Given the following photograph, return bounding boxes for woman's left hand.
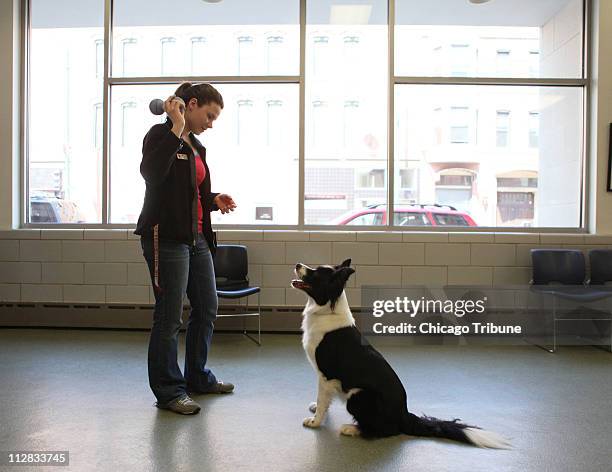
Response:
[214,194,237,214]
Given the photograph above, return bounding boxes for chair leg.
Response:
[243,297,247,336]
[591,319,612,353]
[242,293,261,346]
[526,292,556,353]
[257,292,261,345]
[551,298,557,353]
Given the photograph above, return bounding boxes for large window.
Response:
[395,85,582,228]
[26,0,587,229]
[28,0,104,223]
[394,0,585,229]
[305,0,388,225]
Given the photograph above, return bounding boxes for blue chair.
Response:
[214,245,261,345]
[529,249,612,352]
[587,249,612,351]
[588,249,612,285]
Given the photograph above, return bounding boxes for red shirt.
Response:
[194,150,206,233]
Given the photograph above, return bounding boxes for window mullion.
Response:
[387,0,395,229]
[298,0,306,228]
[102,0,112,224]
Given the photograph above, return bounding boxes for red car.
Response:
[331,204,477,227]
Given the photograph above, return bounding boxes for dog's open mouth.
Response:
[291,279,310,290]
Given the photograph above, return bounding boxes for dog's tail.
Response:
[401,412,511,449]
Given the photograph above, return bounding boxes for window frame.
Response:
[20,0,591,232]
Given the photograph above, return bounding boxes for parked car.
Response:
[30,195,86,223]
[331,204,477,227]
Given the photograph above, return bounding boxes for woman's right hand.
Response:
[164,95,186,137]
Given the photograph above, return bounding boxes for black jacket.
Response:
[134,119,219,254]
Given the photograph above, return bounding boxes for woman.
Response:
[135,82,236,415]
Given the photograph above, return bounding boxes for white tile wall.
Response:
[0,262,41,283]
[333,242,378,265]
[345,288,362,306]
[42,263,83,284]
[218,231,263,241]
[104,241,142,263]
[41,230,83,240]
[63,285,106,303]
[355,266,402,287]
[286,287,308,306]
[19,241,62,262]
[379,243,425,266]
[62,241,105,262]
[84,263,128,285]
[493,267,531,285]
[448,266,493,286]
[356,232,402,242]
[20,284,63,303]
[84,230,127,240]
[402,266,447,286]
[494,233,540,244]
[403,232,448,243]
[0,230,611,308]
[0,283,20,302]
[285,242,332,266]
[540,234,585,244]
[264,231,309,241]
[260,288,285,306]
[584,235,612,244]
[245,242,286,264]
[309,232,356,242]
[0,230,40,239]
[262,265,295,288]
[0,241,19,261]
[128,263,150,285]
[106,285,149,304]
[448,233,494,243]
[470,244,516,266]
[425,243,470,266]
[247,265,263,286]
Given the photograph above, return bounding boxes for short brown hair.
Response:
[174,82,224,109]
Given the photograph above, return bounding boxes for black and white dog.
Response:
[292,259,510,448]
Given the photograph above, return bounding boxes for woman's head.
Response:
[174,82,224,135]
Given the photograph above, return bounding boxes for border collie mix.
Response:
[292,259,510,448]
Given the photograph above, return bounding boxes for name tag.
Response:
[176,153,189,160]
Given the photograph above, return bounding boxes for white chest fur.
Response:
[300,293,355,372]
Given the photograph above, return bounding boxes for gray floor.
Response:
[0,330,610,472]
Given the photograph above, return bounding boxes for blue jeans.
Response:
[141,233,218,406]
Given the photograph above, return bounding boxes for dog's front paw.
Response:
[308,402,317,413]
[303,416,321,428]
[340,424,361,437]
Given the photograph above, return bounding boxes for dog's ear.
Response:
[340,258,352,268]
[334,266,355,284]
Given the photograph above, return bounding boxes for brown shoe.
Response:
[157,395,201,415]
[190,381,234,395]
